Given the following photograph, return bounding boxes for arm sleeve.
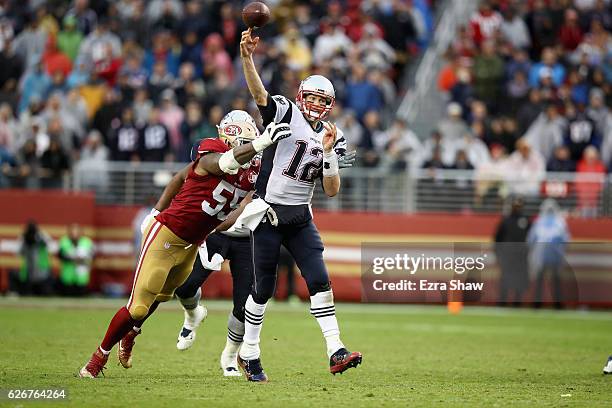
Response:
[258,94,291,126]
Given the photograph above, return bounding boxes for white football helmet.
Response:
[296,75,335,121]
[217,110,261,168]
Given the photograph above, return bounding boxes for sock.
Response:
[133,301,160,330]
[100,307,136,351]
[310,290,344,358]
[225,312,245,352]
[98,347,110,355]
[239,295,267,360]
[178,288,201,311]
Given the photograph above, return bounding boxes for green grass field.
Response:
[0,297,610,407]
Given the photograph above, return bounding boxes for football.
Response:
[242,1,271,28]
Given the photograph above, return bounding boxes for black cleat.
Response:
[330,348,362,375]
[237,356,269,382]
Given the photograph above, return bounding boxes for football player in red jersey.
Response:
[78,118,291,378]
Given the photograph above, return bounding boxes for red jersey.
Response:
[156,138,260,245]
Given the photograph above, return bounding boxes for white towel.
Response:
[225,198,271,235]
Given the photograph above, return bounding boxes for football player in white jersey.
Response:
[237,28,361,382]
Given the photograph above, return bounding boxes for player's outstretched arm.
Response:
[322,123,341,197]
[154,163,192,211]
[199,123,292,176]
[140,163,192,233]
[240,28,268,106]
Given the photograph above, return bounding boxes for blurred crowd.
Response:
[418,0,611,183]
[0,0,434,189]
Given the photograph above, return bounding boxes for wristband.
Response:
[218,149,240,174]
[322,150,339,177]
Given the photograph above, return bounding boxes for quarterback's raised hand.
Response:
[252,122,292,152]
[240,28,259,58]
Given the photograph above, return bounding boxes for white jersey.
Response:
[256,95,347,206]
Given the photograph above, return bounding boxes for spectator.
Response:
[344,65,383,120]
[525,0,557,55]
[500,7,531,50]
[119,0,149,47]
[360,110,383,167]
[437,52,460,92]
[93,43,122,87]
[356,23,396,71]
[529,47,566,88]
[58,223,94,296]
[313,23,351,66]
[179,100,207,152]
[469,1,502,47]
[76,129,109,192]
[142,30,179,77]
[558,9,583,51]
[108,106,140,162]
[450,149,474,170]
[146,0,183,31]
[547,145,576,172]
[57,15,83,62]
[12,12,47,72]
[586,87,610,137]
[178,31,203,78]
[140,107,171,162]
[494,196,530,306]
[517,88,544,134]
[158,89,184,158]
[450,67,475,114]
[174,62,205,107]
[524,103,567,161]
[275,23,312,75]
[132,88,153,128]
[528,199,570,308]
[147,60,174,103]
[0,144,15,188]
[15,221,53,296]
[505,138,545,196]
[575,145,606,216]
[0,103,18,154]
[565,104,600,161]
[0,38,24,94]
[473,40,505,110]
[15,139,42,189]
[66,0,98,36]
[375,118,423,170]
[77,17,122,69]
[422,147,448,170]
[40,137,70,189]
[203,32,234,81]
[18,63,51,113]
[438,102,470,142]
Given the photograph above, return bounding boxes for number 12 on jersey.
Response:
[283,140,323,184]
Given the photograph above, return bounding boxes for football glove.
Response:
[338,150,356,169]
[252,122,292,152]
[140,208,160,234]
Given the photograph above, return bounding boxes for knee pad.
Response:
[129,304,149,321]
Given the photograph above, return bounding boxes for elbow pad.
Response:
[218,150,240,174]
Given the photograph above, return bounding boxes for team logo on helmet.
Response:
[223,124,242,136]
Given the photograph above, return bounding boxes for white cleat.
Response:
[603,356,612,374]
[220,348,242,377]
[176,305,207,351]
